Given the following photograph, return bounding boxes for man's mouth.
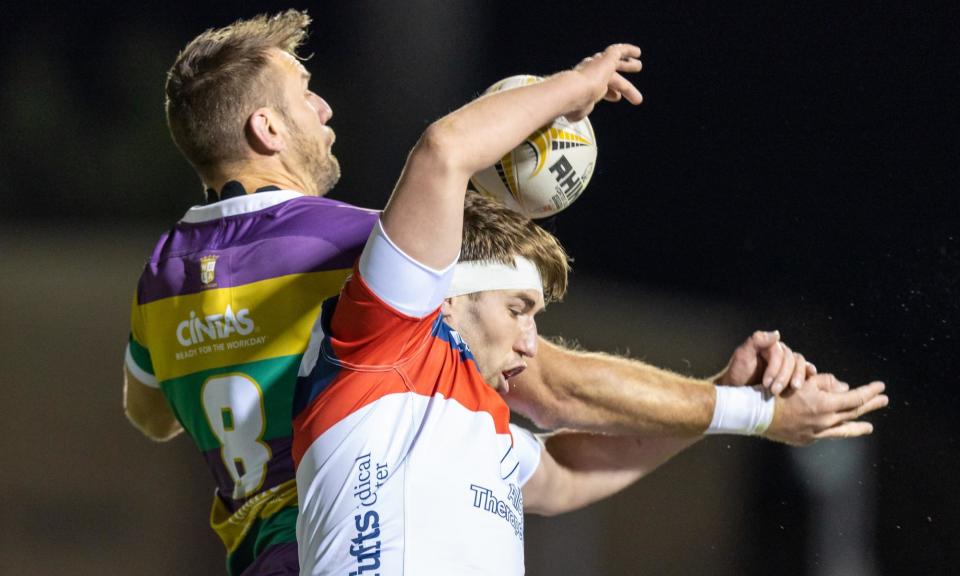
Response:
[498,365,526,394]
[502,366,526,380]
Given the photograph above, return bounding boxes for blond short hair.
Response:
[165,10,311,169]
[462,192,571,303]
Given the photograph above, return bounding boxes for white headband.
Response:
[446,257,544,298]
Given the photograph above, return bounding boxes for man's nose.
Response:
[516,319,538,357]
[310,93,333,124]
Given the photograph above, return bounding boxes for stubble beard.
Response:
[291,124,341,197]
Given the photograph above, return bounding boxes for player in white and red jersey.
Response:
[290,47,669,574]
[292,191,699,575]
[291,45,889,575]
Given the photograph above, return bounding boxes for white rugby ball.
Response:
[469,75,597,219]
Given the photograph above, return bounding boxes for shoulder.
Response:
[136,195,378,302]
[260,196,380,256]
[280,196,380,229]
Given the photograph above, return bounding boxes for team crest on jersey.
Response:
[200,255,219,285]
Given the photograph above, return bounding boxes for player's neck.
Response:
[203,171,307,197]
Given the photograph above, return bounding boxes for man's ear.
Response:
[440,297,455,319]
[247,107,286,154]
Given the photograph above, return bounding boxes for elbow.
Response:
[124,403,180,442]
[524,402,567,432]
[413,119,470,175]
[123,369,182,442]
[527,388,588,431]
[507,391,567,431]
[526,506,559,518]
[526,481,587,518]
[526,501,571,518]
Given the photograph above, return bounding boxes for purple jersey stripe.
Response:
[137,197,378,305]
[202,436,297,513]
[230,542,298,576]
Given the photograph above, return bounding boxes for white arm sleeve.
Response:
[358,218,457,318]
[124,343,158,388]
[510,424,544,487]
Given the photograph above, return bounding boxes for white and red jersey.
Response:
[292,220,542,575]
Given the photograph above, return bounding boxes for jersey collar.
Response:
[180,189,305,223]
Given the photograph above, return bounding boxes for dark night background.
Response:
[1,1,956,574]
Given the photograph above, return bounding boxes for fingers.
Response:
[814,374,849,393]
[771,343,797,395]
[814,420,875,440]
[613,54,643,74]
[602,45,642,104]
[762,341,785,391]
[580,44,642,74]
[603,43,642,62]
[576,44,643,108]
[606,73,643,104]
[752,330,814,394]
[828,381,887,413]
[752,330,780,390]
[789,352,807,390]
[772,377,888,446]
[753,329,781,347]
[834,390,889,422]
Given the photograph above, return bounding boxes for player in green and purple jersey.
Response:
[122,11,373,575]
[126,185,376,574]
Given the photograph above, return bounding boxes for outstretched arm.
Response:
[523,431,697,516]
[379,44,643,268]
[506,337,715,435]
[507,331,819,438]
[522,373,888,516]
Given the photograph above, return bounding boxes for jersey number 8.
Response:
[201,373,272,499]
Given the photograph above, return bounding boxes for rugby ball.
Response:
[469,75,597,219]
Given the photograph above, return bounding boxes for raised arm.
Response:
[522,373,888,516]
[379,44,643,269]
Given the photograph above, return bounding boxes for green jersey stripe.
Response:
[161,354,301,451]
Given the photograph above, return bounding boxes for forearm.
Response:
[382,45,640,268]
[123,368,183,441]
[530,432,698,516]
[381,72,597,268]
[416,43,642,178]
[428,71,593,174]
[124,398,183,441]
[506,337,716,436]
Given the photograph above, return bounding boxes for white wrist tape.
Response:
[706,386,775,436]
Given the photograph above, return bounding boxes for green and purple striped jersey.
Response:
[125,189,378,574]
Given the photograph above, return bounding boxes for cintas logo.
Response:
[176,305,255,347]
